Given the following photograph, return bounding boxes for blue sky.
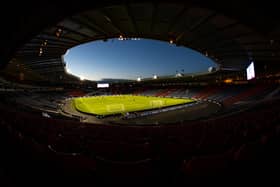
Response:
[63,38,217,81]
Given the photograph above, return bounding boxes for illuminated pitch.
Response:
[73,95,195,116]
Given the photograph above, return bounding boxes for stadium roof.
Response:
[1,0,280,80]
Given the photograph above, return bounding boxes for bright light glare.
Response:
[80,76,85,81]
[97,83,109,88]
[66,68,71,73]
[246,62,255,80]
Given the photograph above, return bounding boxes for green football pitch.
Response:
[73,95,195,116]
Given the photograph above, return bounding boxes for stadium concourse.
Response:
[1,0,280,186]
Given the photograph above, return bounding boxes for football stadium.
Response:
[73,95,195,116]
[1,1,280,186]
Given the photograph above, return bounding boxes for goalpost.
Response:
[150,100,164,108]
[106,104,125,113]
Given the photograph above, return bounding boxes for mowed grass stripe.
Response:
[73,95,195,116]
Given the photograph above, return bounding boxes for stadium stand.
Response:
[0,87,280,185]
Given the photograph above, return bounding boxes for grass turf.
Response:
[73,95,195,116]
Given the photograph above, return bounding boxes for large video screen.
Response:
[246,62,255,80]
[97,83,109,88]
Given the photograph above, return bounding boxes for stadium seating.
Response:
[0,84,280,185]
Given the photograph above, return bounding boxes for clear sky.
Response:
[63,38,217,81]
